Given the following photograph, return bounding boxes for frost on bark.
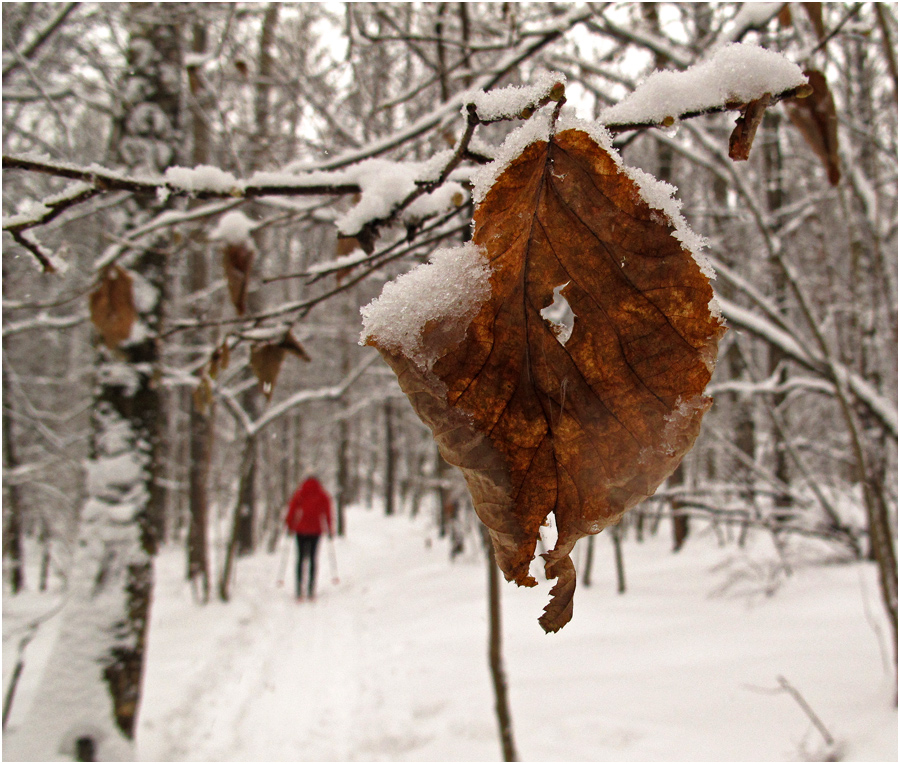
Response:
[5,8,179,760]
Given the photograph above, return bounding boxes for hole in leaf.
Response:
[540,283,575,345]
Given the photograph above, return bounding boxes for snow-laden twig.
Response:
[217,353,378,439]
[2,311,86,338]
[718,298,897,439]
[601,45,810,133]
[2,2,79,80]
[288,5,593,174]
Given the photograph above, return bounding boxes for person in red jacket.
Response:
[285,476,334,600]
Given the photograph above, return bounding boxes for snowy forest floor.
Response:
[4,506,897,762]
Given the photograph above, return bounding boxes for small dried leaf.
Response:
[802,2,826,41]
[786,69,840,185]
[250,344,286,400]
[209,341,230,380]
[222,242,254,316]
[89,265,136,349]
[335,236,361,284]
[729,93,772,161]
[336,236,359,257]
[778,3,793,28]
[278,330,311,362]
[249,331,310,399]
[193,375,213,415]
[547,81,566,102]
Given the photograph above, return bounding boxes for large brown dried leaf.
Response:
[89,265,136,349]
[786,69,840,186]
[370,128,724,632]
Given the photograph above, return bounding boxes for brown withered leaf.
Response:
[249,331,310,399]
[278,329,311,361]
[802,3,826,41]
[193,374,213,415]
[368,129,724,632]
[250,344,285,400]
[89,265,136,349]
[208,341,230,380]
[728,93,772,161]
[786,69,840,186]
[222,242,254,315]
[778,3,793,28]
[335,235,360,284]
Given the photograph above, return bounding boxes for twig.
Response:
[2,3,79,80]
[776,676,836,749]
[810,2,864,55]
[2,155,362,204]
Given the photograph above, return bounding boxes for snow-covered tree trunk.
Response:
[5,8,181,759]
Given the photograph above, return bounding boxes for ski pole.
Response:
[276,531,291,587]
[326,534,340,585]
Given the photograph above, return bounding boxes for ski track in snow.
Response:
[138,515,497,761]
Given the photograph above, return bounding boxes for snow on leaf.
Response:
[364,126,724,632]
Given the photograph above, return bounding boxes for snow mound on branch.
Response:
[600,43,807,126]
[467,71,565,122]
[165,165,240,193]
[359,243,491,372]
[335,158,467,237]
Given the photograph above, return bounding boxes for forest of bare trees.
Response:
[2,3,896,761]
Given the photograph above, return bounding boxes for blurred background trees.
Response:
[3,1,896,754]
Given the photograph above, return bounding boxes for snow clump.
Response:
[360,243,491,373]
[209,210,256,245]
[468,71,565,122]
[600,43,807,126]
[165,165,240,194]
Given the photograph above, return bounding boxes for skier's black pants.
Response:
[294,533,321,597]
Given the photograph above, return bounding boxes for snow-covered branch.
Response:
[718,298,897,438]
[2,311,86,337]
[600,44,811,133]
[217,354,377,439]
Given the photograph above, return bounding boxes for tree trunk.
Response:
[2,367,25,593]
[219,436,257,601]
[384,400,396,515]
[336,416,349,535]
[762,110,793,524]
[669,462,690,552]
[185,19,213,602]
[611,524,626,594]
[582,534,595,588]
[483,526,518,762]
[5,10,181,758]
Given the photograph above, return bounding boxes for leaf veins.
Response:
[369,128,724,632]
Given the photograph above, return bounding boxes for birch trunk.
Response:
[4,8,180,759]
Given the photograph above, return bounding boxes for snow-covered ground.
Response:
[4,506,896,761]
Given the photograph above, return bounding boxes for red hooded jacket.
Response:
[285,477,333,536]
